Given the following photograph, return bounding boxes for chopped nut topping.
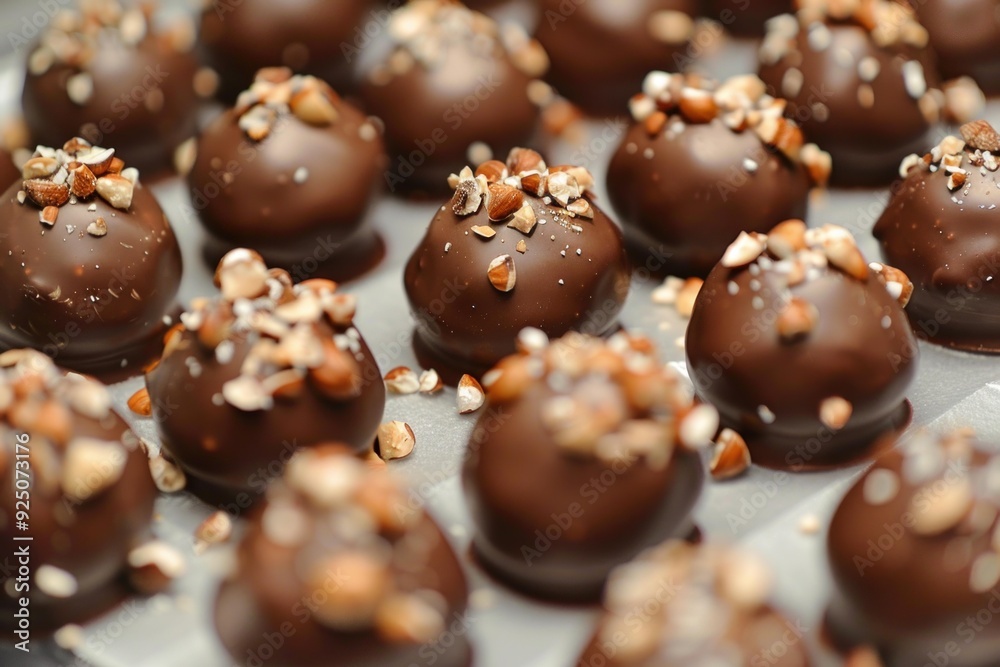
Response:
[710,429,752,479]
[486,183,524,221]
[457,374,485,414]
[377,420,416,460]
[127,387,152,416]
[487,254,516,292]
[87,217,108,237]
[869,262,913,307]
[418,369,443,394]
[128,541,186,594]
[384,367,421,395]
[777,297,819,341]
[471,225,497,239]
[819,396,853,430]
[194,511,233,551]
[721,231,767,268]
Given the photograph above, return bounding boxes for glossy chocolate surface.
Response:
[462,332,710,602]
[404,151,631,381]
[0,158,182,379]
[827,430,1000,666]
[758,15,939,186]
[910,0,1000,94]
[607,73,827,278]
[577,541,810,666]
[200,0,377,102]
[0,351,157,637]
[189,71,386,283]
[215,447,471,667]
[686,225,918,469]
[875,131,1000,353]
[22,3,200,174]
[535,0,698,117]
[0,150,17,190]
[360,1,544,195]
[146,252,385,501]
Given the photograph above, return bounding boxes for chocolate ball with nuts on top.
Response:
[0,350,163,637]
[826,429,1000,666]
[577,541,810,666]
[403,147,631,384]
[534,0,698,117]
[607,72,830,278]
[463,330,710,602]
[0,138,182,380]
[360,0,548,195]
[875,124,1000,354]
[906,0,1000,95]
[188,68,387,283]
[757,0,982,186]
[22,0,201,174]
[215,446,471,667]
[686,222,918,469]
[145,249,385,503]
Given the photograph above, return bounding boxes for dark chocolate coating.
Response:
[216,503,470,667]
[404,197,631,381]
[874,157,1000,353]
[463,382,703,602]
[189,102,385,283]
[534,0,697,117]
[0,408,156,637]
[0,150,17,191]
[361,52,539,195]
[686,262,917,469]
[607,118,811,278]
[22,37,199,175]
[910,0,1000,94]
[758,24,937,186]
[702,0,793,36]
[145,324,385,500]
[0,182,183,379]
[826,441,1000,666]
[199,0,377,102]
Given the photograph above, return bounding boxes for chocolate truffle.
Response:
[535,0,697,117]
[578,541,809,666]
[145,250,385,501]
[875,123,1000,353]
[404,148,632,382]
[463,330,713,602]
[216,446,471,667]
[827,429,1000,665]
[702,0,793,36]
[199,0,376,102]
[22,0,201,174]
[686,222,918,469]
[189,69,386,283]
[0,349,162,636]
[607,72,831,278]
[0,150,17,191]
[360,0,548,195]
[908,0,1000,94]
[0,139,183,379]
[757,0,979,186]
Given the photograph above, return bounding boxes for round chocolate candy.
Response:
[535,0,697,117]
[189,69,386,283]
[360,0,548,195]
[908,0,1000,94]
[199,0,377,102]
[145,250,385,502]
[463,330,712,602]
[686,222,918,469]
[0,139,183,380]
[216,446,471,667]
[827,429,1000,666]
[404,148,631,382]
[0,350,164,636]
[22,0,201,173]
[607,72,830,278]
[577,541,809,666]
[875,123,1000,353]
[757,0,980,186]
